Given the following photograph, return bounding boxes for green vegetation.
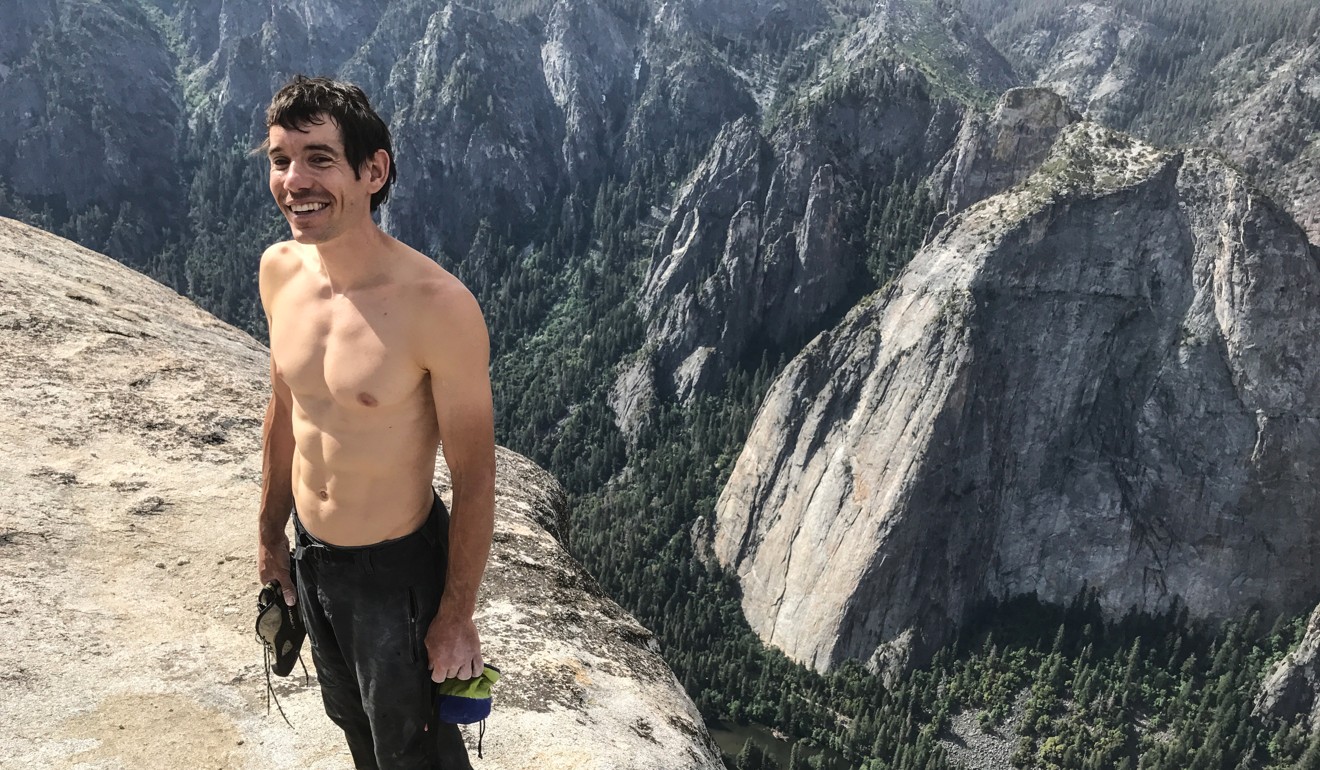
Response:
[562,357,1317,770]
[862,174,939,286]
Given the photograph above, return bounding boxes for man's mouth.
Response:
[289,202,328,214]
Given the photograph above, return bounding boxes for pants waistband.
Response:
[292,491,446,573]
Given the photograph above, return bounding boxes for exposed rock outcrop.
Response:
[975,1,1320,245]
[540,0,640,184]
[0,217,722,769]
[178,0,389,136]
[1198,39,1320,244]
[1257,606,1320,731]
[829,0,1017,105]
[633,62,961,411]
[933,87,1081,214]
[714,122,1320,673]
[638,116,771,401]
[382,3,566,257]
[621,35,759,169]
[998,1,1160,128]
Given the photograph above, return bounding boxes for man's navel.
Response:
[358,392,378,407]
[318,489,329,501]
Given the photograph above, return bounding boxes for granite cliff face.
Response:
[932,87,1081,214]
[380,3,567,256]
[838,0,1017,103]
[632,62,962,408]
[969,0,1320,246]
[610,0,1022,421]
[0,0,183,264]
[177,0,388,137]
[1198,39,1320,244]
[1258,606,1320,732]
[539,0,640,184]
[713,116,1320,673]
[0,217,722,769]
[993,1,1157,128]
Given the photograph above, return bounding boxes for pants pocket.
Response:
[407,587,420,664]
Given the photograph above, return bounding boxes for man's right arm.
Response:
[257,245,298,605]
[257,370,297,604]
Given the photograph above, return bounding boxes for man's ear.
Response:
[364,149,390,194]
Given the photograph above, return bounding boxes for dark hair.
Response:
[262,75,397,212]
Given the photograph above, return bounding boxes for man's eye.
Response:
[312,156,332,165]
[270,158,289,168]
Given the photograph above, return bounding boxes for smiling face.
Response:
[266,116,389,245]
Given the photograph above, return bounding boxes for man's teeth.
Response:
[290,202,327,213]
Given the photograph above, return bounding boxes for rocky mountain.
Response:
[836,0,1016,105]
[713,89,1320,673]
[0,0,184,267]
[632,61,961,408]
[979,1,1157,128]
[1258,606,1320,732]
[963,0,1320,245]
[615,0,1021,418]
[1198,39,1320,243]
[930,86,1080,215]
[0,216,722,769]
[378,2,568,256]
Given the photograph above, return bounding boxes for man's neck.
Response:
[307,225,395,294]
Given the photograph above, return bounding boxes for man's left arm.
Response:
[421,281,496,683]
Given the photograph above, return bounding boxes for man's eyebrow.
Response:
[266,143,341,157]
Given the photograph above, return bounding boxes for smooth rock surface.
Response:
[714,122,1320,673]
[0,217,722,769]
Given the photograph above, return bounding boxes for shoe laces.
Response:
[259,632,308,727]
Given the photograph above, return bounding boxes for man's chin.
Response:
[287,226,327,245]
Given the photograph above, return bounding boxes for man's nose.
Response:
[283,160,312,191]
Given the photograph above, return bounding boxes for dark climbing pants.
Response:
[293,494,473,770]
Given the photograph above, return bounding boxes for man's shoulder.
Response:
[401,249,482,325]
[259,241,303,298]
[398,249,488,368]
[261,240,303,272]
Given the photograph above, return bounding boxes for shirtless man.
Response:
[254,75,495,769]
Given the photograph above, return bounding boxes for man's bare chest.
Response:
[271,296,423,411]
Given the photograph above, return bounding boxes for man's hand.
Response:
[258,535,296,606]
[425,610,483,682]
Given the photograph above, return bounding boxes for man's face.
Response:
[266,117,384,245]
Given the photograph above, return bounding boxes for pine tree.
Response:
[1297,730,1320,770]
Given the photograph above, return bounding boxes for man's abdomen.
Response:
[290,405,441,546]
